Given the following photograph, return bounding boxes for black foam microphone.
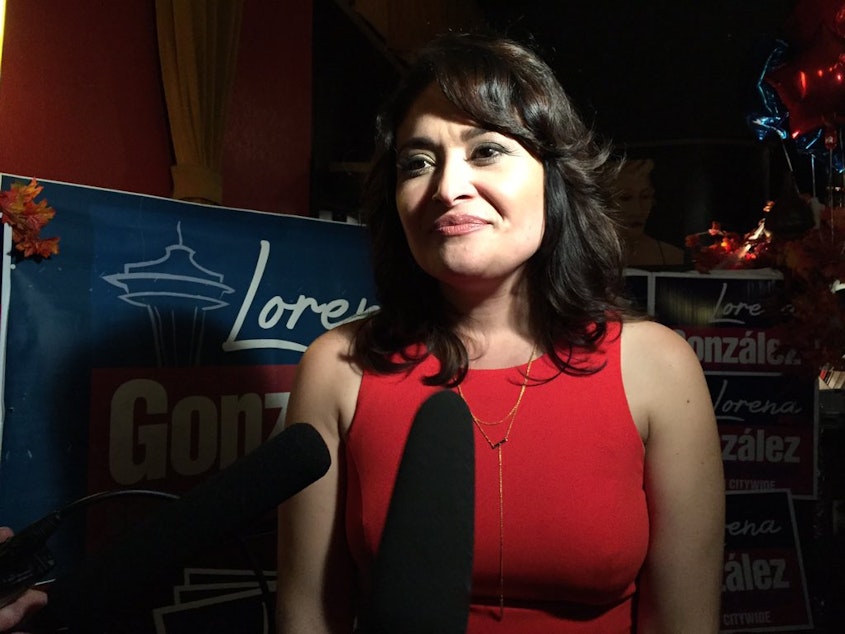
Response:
[362,390,475,634]
[46,422,330,631]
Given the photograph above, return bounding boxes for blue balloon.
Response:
[795,128,845,174]
[748,40,845,174]
[748,40,791,142]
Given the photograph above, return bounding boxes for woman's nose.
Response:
[432,158,474,205]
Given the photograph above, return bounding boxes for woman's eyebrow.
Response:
[396,127,494,154]
[395,136,437,155]
[461,126,489,141]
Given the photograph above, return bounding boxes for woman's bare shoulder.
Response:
[290,319,366,435]
[302,319,362,365]
[620,318,705,414]
[620,317,714,443]
[621,318,700,371]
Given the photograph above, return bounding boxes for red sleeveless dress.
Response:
[345,323,648,632]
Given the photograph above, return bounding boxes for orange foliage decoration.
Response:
[0,179,60,258]
[768,205,845,372]
[685,221,758,271]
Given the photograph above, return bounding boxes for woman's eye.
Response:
[397,154,434,177]
[471,143,505,163]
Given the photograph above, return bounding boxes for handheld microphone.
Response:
[362,390,475,634]
[0,513,59,609]
[45,422,330,631]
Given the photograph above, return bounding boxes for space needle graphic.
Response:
[102,222,235,366]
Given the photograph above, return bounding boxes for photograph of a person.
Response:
[614,158,686,267]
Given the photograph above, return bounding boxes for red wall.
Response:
[224,1,312,214]
[0,0,312,215]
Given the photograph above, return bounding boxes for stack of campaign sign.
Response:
[625,268,816,633]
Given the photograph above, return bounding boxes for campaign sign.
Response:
[653,271,786,329]
[0,175,377,574]
[653,272,800,374]
[652,272,818,499]
[720,491,813,632]
[710,374,817,499]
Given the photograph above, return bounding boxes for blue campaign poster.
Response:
[0,175,377,581]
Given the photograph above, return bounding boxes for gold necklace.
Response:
[455,347,536,620]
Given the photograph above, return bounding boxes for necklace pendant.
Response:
[491,438,507,449]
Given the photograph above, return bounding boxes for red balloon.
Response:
[765,24,845,137]
[836,3,845,37]
[785,0,845,46]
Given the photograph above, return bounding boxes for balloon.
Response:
[748,40,791,141]
[784,0,845,46]
[765,24,845,138]
[795,127,845,172]
[836,1,845,37]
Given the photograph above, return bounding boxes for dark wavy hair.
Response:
[353,32,636,385]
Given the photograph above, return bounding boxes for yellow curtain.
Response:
[156,0,243,204]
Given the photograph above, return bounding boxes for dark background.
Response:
[312,0,818,246]
[478,0,796,144]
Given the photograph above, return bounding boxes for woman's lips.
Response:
[433,215,489,236]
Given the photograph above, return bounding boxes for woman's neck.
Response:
[440,275,536,369]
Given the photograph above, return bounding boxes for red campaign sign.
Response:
[720,491,813,632]
[720,421,816,497]
[707,373,817,499]
[673,325,801,373]
[88,365,298,496]
[722,547,810,630]
[84,364,298,550]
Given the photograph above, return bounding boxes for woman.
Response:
[277,33,724,633]
[613,158,685,267]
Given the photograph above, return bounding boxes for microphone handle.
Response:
[363,390,475,634]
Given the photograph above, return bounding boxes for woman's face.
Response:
[393,84,545,293]
[615,169,655,243]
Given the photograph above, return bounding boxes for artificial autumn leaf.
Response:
[15,235,60,258]
[685,222,747,272]
[0,178,60,259]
